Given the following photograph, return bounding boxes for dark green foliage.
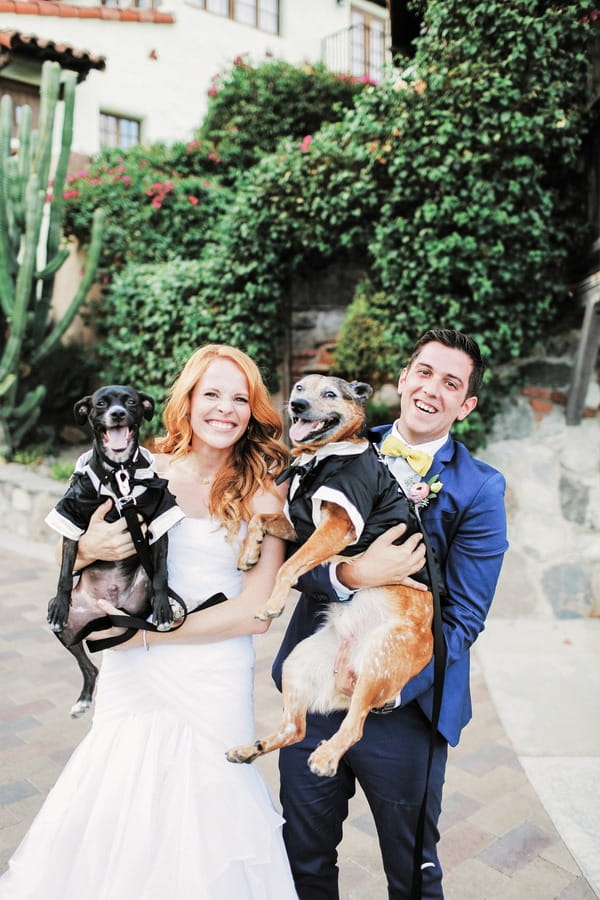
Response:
[62,144,231,274]
[65,12,593,449]
[197,57,369,180]
[92,258,218,405]
[190,2,592,448]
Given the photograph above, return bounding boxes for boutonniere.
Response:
[406,473,443,508]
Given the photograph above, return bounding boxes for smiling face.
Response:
[397,342,478,444]
[287,374,370,449]
[189,358,252,453]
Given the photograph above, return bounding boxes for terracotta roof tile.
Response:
[0,28,106,71]
[0,1,175,23]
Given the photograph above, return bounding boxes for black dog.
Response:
[46,385,185,716]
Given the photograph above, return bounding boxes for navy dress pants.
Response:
[278,702,448,900]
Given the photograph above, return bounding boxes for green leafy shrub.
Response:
[333,282,400,385]
[62,144,231,273]
[189,1,592,447]
[92,258,219,407]
[68,7,593,451]
[197,56,369,180]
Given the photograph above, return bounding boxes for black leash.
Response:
[69,465,195,651]
[410,526,447,899]
[83,592,228,653]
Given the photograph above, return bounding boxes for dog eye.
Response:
[323,390,337,399]
[126,398,137,406]
[294,383,303,392]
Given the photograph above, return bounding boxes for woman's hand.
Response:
[336,523,428,592]
[96,597,144,649]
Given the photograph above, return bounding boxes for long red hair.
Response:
[154,344,288,535]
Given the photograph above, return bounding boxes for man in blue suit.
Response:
[273,328,508,899]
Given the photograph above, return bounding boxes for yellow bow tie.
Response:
[380,435,433,477]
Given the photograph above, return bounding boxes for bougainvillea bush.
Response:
[70,4,593,449]
[181,1,593,447]
[197,56,372,179]
[62,143,231,274]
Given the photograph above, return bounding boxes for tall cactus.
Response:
[0,60,105,457]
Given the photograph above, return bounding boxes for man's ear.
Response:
[457,395,478,421]
[397,368,408,395]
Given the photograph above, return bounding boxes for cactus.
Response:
[0,60,104,458]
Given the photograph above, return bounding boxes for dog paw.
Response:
[226,741,263,764]
[169,601,185,621]
[237,552,260,572]
[47,599,68,632]
[70,699,91,718]
[308,745,340,778]
[254,605,285,622]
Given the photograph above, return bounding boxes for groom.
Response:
[273,328,508,899]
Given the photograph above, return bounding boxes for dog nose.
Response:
[290,398,309,416]
[109,407,127,423]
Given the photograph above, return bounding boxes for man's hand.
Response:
[336,523,427,592]
[75,500,139,569]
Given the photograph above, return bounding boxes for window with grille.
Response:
[193,0,279,34]
[99,112,141,149]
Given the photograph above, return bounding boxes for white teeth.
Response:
[208,421,235,431]
[415,401,436,414]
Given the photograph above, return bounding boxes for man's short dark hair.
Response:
[408,329,485,398]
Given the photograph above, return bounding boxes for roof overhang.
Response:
[0,28,106,83]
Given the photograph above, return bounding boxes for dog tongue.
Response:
[289,419,318,443]
[105,427,129,451]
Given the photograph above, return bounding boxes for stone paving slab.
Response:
[0,540,596,899]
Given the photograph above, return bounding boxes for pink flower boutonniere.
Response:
[407,473,443,509]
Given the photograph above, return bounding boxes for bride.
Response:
[0,344,298,900]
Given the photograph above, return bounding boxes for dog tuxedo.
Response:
[281,441,428,581]
[45,446,183,545]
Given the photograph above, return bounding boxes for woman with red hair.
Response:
[0,345,298,900]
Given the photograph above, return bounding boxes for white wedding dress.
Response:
[0,518,297,900]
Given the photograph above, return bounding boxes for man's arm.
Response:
[296,523,428,600]
[399,469,508,706]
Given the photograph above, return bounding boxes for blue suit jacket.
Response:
[272,426,508,747]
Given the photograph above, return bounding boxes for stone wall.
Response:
[481,398,600,620]
[0,462,65,545]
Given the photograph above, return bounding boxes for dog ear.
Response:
[349,381,373,404]
[138,392,156,421]
[73,396,93,425]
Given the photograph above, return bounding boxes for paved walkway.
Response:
[0,532,598,899]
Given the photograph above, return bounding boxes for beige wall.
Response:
[1,0,388,157]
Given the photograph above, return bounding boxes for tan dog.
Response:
[227,374,433,777]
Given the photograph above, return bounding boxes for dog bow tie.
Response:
[276,457,317,487]
[379,435,433,476]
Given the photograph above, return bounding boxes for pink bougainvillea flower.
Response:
[188,195,199,205]
[300,135,312,152]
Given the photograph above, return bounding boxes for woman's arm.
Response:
[99,484,286,647]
